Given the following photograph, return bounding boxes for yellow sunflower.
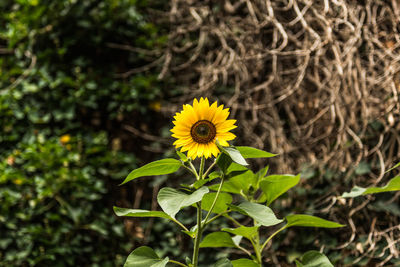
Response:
[171,97,237,159]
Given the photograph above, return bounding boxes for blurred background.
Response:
[1,0,399,266]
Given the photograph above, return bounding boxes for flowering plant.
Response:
[115,98,344,267]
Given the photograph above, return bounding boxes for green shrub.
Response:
[0,132,135,266]
[0,0,171,266]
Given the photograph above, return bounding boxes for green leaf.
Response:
[232,259,259,267]
[295,251,333,267]
[157,186,209,218]
[217,144,248,166]
[210,170,253,194]
[235,146,277,159]
[208,171,223,180]
[122,159,182,185]
[232,236,242,247]
[200,232,236,248]
[230,201,283,227]
[386,162,400,173]
[216,153,233,173]
[259,174,300,205]
[176,150,188,162]
[226,163,249,175]
[342,176,400,198]
[216,153,249,175]
[201,192,233,214]
[214,258,233,267]
[124,246,169,267]
[253,166,269,186]
[286,214,345,228]
[113,207,172,220]
[222,226,259,241]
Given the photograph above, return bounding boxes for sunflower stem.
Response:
[192,157,206,267]
[198,157,205,180]
[252,220,263,266]
[192,202,202,267]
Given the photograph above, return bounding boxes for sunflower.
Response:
[171,97,237,159]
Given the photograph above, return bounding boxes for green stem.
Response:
[192,156,206,267]
[203,160,217,178]
[260,225,288,252]
[203,174,225,224]
[188,161,199,180]
[250,238,262,266]
[235,244,252,256]
[171,218,189,232]
[223,214,242,227]
[182,165,198,178]
[204,210,229,225]
[250,219,263,266]
[198,157,205,179]
[192,202,203,267]
[169,260,188,267]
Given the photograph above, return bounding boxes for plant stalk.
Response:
[192,156,206,267]
[192,202,203,267]
[251,219,263,266]
[198,157,205,179]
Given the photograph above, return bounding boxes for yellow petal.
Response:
[204,143,211,158]
[210,143,220,157]
[212,106,230,125]
[181,142,195,152]
[207,101,218,122]
[197,144,205,158]
[217,139,229,146]
[217,132,236,141]
[216,119,237,133]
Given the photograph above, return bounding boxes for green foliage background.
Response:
[0,0,172,266]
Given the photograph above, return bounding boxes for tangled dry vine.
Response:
[119,0,400,265]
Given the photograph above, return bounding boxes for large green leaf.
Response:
[260,174,300,205]
[157,186,209,218]
[235,146,277,159]
[113,207,172,220]
[216,153,249,175]
[231,259,259,267]
[200,232,236,248]
[214,258,233,267]
[342,176,400,198]
[295,251,333,267]
[226,163,249,174]
[122,159,182,185]
[230,201,283,227]
[286,214,345,228]
[124,246,169,267]
[210,170,254,194]
[222,226,259,241]
[217,144,248,166]
[216,153,233,173]
[201,192,233,214]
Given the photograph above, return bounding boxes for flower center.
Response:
[190,120,216,144]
